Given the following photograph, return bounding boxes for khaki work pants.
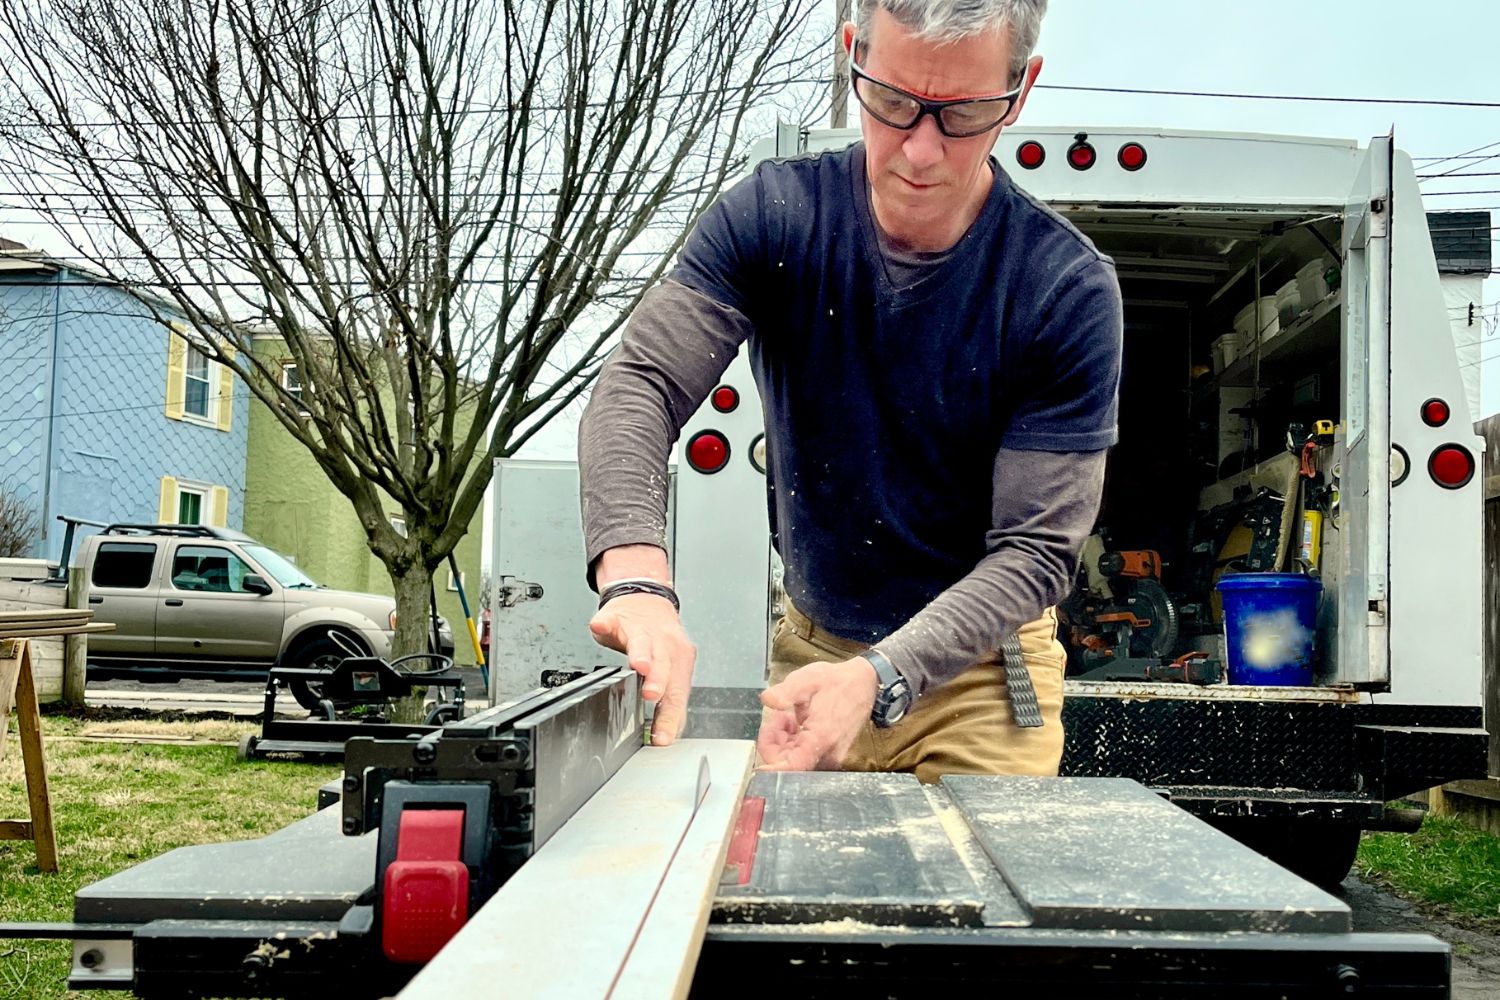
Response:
[767,600,1067,783]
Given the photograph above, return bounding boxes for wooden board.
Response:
[0,622,113,640]
[400,740,754,1000]
[0,581,68,611]
[610,748,755,1000]
[0,610,92,625]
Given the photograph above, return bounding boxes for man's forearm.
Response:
[595,544,672,587]
[578,279,754,589]
[876,449,1107,695]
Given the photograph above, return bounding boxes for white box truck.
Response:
[490,125,1490,887]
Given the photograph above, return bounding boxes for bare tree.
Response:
[0,480,40,558]
[0,0,824,657]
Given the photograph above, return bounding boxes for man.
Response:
[579,0,1121,782]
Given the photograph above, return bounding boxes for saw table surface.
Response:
[716,772,1348,934]
[75,804,374,923]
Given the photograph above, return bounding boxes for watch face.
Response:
[876,682,912,727]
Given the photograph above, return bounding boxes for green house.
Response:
[242,334,484,665]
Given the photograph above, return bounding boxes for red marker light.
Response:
[1429,445,1475,489]
[1421,398,1450,427]
[711,385,739,413]
[1016,141,1045,169]
[687,431,730,474]
[1118,142,1147,171]
[1067,139,1096,171]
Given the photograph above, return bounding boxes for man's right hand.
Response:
[589,546,696,746]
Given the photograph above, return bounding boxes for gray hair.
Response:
[855,0,1049,82]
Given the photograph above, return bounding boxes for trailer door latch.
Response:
[498,576,544,608]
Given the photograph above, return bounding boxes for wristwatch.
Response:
[865,648,913,728]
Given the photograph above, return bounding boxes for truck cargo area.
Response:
[1062,206,1349,689]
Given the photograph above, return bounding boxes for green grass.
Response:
[1357,815,1500,928]
[0,715,338,999]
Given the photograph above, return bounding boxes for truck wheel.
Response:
[1216,819,1362,891]
[286,636,356,712]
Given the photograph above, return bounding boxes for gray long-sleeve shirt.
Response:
[579,277,1107,695]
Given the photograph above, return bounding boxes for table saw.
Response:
[4,667,1450,997]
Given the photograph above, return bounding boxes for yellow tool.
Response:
[1299,509,1324,570]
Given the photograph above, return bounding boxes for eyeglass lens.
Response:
[852,76,1011,137]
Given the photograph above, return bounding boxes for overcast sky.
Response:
[509,0,1499,465]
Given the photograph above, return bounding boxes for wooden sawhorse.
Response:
[0,638,58,872]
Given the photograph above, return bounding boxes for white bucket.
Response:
[1296,258,1329,309]
[1235,295,1279,344]
[1275,280,1301,326]
[1211,334,1236,374]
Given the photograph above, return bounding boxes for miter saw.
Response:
[1061,534,1220,684]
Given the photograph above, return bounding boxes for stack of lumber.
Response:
[0,608,114,639]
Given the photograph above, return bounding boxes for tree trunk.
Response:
[389,561,434,723]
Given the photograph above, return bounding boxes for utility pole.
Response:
[831,0,850,128]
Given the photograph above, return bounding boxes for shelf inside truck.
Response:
[1194,292,1340,404]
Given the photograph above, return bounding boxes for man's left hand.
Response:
[756,657,880,771]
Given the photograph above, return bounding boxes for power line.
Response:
[1420,171,1500,180]
[1412,139,1500,174]
[1422,190,1500,198]
[0,78,832,130]
[1033,84,1500,108]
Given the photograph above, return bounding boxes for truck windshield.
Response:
[242,544,321,589]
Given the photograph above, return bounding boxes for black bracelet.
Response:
[598,579,681,612]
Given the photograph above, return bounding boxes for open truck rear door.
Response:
[1336,134,1393,687]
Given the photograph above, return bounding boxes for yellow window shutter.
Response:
[216,361,234,432]
[208,485,229,527]
[158,476,179,522]
[165,327,186,421]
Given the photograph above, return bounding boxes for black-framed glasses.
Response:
[849,53,1025,139]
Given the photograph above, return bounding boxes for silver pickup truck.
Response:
[77,523,453,709]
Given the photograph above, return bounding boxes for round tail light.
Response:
[1118,142,1147,171]
[1421,398,1450,427]
[1016,141,1045,169]
[711,385,739,413]
[686,430,730,475]
[1429,444,1475,489]
[1067,136,1096,171]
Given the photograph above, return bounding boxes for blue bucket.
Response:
[1216,573,1321,686]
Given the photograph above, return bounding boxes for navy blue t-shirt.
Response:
[672,143,1122,643]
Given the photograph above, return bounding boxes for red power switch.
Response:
[382,809,469,963]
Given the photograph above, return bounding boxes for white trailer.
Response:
[491,125,1490,887]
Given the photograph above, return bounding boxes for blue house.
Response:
[0,244,248,562]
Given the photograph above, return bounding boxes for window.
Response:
[170,545,255,593]
[390,516,407,538]
[447,568,465,593]
[177,485,206,525]
[92,542,158,589]
[183,345,212,419]
[281,362,307,409]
